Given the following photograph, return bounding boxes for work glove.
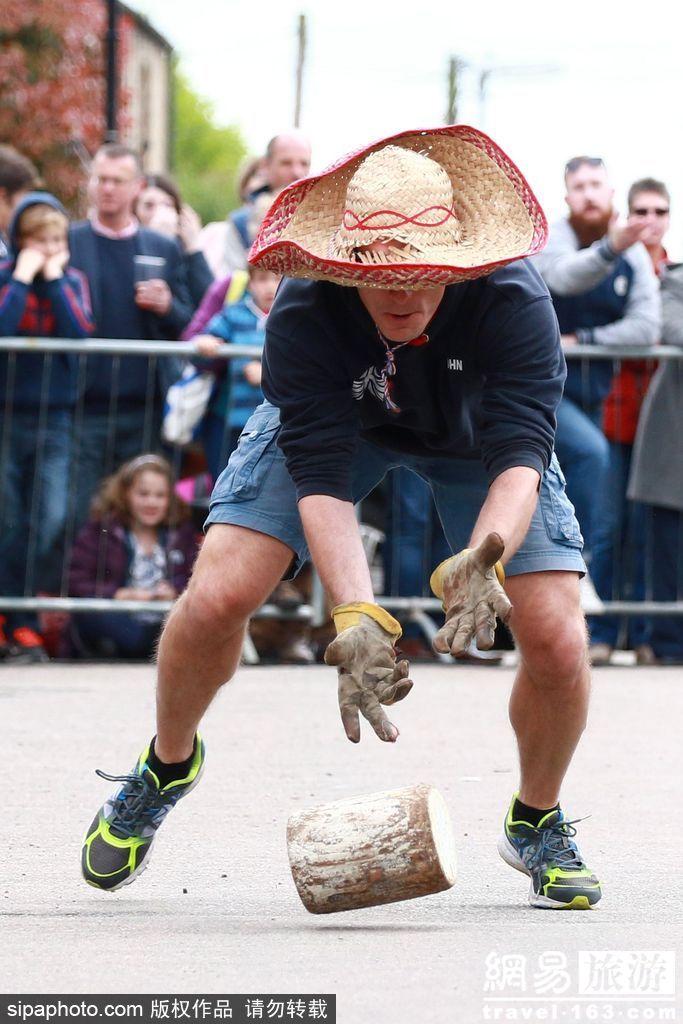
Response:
[430,532,512,656]
[324,602,413,744]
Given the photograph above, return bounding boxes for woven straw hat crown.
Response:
[333,146,462,264]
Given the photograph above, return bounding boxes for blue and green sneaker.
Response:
[81,735,205,892]
[498,795,602,909]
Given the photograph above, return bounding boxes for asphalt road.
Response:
[1,662,681,1023]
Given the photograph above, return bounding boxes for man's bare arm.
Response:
[469,465,541,561]
[298,494,374,604]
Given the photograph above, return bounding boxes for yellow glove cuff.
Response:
[429,550,505,602]
[332,602,403,642]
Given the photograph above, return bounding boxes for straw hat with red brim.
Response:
[249,125,548,290]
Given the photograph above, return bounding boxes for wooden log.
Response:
[287,783,457,914]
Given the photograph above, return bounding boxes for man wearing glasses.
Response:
[590,180,671,665]
[68,144,194,523]
[532,156,660,582]
[629,181,683,664]
[627,178,671,273]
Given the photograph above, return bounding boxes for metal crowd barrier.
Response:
[0,337,311,666]
[1,338,682,663]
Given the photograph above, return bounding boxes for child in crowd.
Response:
[192,266,280,482]
[191,266,315,664]
[0,192,93,663]
[68,454,199,659]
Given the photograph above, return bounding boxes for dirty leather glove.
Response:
[324,602,413,744]
[430,532,512,656]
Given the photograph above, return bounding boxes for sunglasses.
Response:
[631,206,670,217]
[565,156,605,174]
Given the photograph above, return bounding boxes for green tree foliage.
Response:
[173,65,248,224]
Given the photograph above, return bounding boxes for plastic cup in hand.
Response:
[133,254,167,286]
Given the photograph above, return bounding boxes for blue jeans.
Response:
[384,467,451,596]
[206,402,586,579]
[383,468,451,637]
[646,506,683,659]
[74,611,162,659]
[554,396,610,557]
[0,408,72,630]
[200,412,241,484]
[589,441,648,647]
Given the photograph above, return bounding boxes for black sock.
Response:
[147,735,197,789]
[512,796,559,828]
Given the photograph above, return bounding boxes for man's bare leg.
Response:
[505,570,589,808]
[80,524,294,891]
[154,524,294,762]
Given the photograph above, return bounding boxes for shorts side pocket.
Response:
[220,421,280,501]
[539,456,584,548]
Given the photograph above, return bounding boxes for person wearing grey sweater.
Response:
[533,216,659,336]
[628,264,683,662]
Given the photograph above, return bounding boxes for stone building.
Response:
[118,2,173,171]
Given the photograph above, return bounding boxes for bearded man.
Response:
[532,156,659,556]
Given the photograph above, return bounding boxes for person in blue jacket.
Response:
[0,191,94,662]
[81,127,602,912]
[193,265,280,481]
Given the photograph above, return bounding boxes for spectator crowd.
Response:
[0,136,681,667]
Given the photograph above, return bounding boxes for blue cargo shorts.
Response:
[205,401,586,579]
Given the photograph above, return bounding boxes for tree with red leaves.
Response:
[0,1,128,210]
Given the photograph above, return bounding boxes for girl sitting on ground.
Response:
[68,454,199,659]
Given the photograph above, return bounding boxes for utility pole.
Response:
[294,13,307,128]
[476,63,560,131]
[443,56,560,131]
[105,0,119,142]
[446,56,464,124]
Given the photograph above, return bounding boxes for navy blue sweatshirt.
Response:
[68,221,193,412]
[262,261,565,502]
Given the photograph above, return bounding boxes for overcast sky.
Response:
[134,0,683,253]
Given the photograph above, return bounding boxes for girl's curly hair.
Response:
[90,454,190,528]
